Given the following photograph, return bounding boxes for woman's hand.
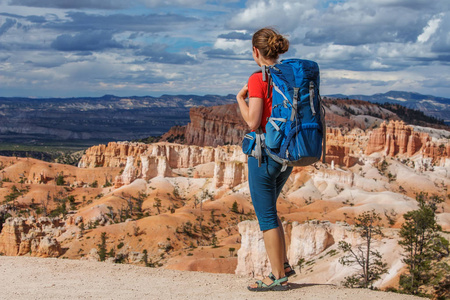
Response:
[236,84,248,102]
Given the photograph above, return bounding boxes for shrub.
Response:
[56,174,65,186]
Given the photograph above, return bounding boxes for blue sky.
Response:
[0,0,449,98]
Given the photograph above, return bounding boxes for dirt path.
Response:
[0,256,422,300]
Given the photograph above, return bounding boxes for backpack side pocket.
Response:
[242,132,257,155]
[265,117,286,149]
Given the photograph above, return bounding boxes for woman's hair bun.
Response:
[252,27,289,60]
[268,34,289,56]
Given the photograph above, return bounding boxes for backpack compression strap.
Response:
[251,127,265,167]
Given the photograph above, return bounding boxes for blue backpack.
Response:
[242,59,326,169]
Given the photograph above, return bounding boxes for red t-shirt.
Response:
[247,72,272,132]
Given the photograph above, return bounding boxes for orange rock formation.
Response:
[184,104,248,147]
[324,128,364,167]
[161,103,249,147]
[79,142,248,189]
[0,217,63,257]
[366,121,449,164]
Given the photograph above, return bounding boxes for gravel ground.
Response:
[0,256,424,300]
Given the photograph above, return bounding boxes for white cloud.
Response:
[369,60,389,69]
[228,0,317,32]
[213,38,249,54]
[417,14,442,43]
[430,12,450,53]
[325,69,400,83]
[315,44,371,61]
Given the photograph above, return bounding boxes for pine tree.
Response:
[398,193,448,296]
[231,201,239,214]
[338,210,388,288]
[142,249,150,267]
[97,232,107,262]
[211,233,218,248]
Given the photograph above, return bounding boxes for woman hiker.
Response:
[236,27,296,292]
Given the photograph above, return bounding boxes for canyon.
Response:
[0,99,449,293]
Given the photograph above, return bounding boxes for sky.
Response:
[0,0,449,98]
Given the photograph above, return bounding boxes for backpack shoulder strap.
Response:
[261,64,280,97]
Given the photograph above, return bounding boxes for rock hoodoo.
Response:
[366,120,449,165]
[79,142,248,188]
[0,217,64,257]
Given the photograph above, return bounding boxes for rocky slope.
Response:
[1,145,448,291]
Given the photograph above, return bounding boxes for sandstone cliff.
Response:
[184,104,248,147]
[366,120,449,165]
[160,103,250,147]
[155,100,404,168]
[0,216,63,257]
[323,98,399,130]
[81,127,367,173]
[324,128,365,167]
[79,120,448,180]
[79,142,248,188]
[160,104,248,147]
[160,125,186,144]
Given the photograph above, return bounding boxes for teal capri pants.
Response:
[248,155,293,231]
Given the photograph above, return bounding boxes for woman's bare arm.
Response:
[236,84,264,130]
